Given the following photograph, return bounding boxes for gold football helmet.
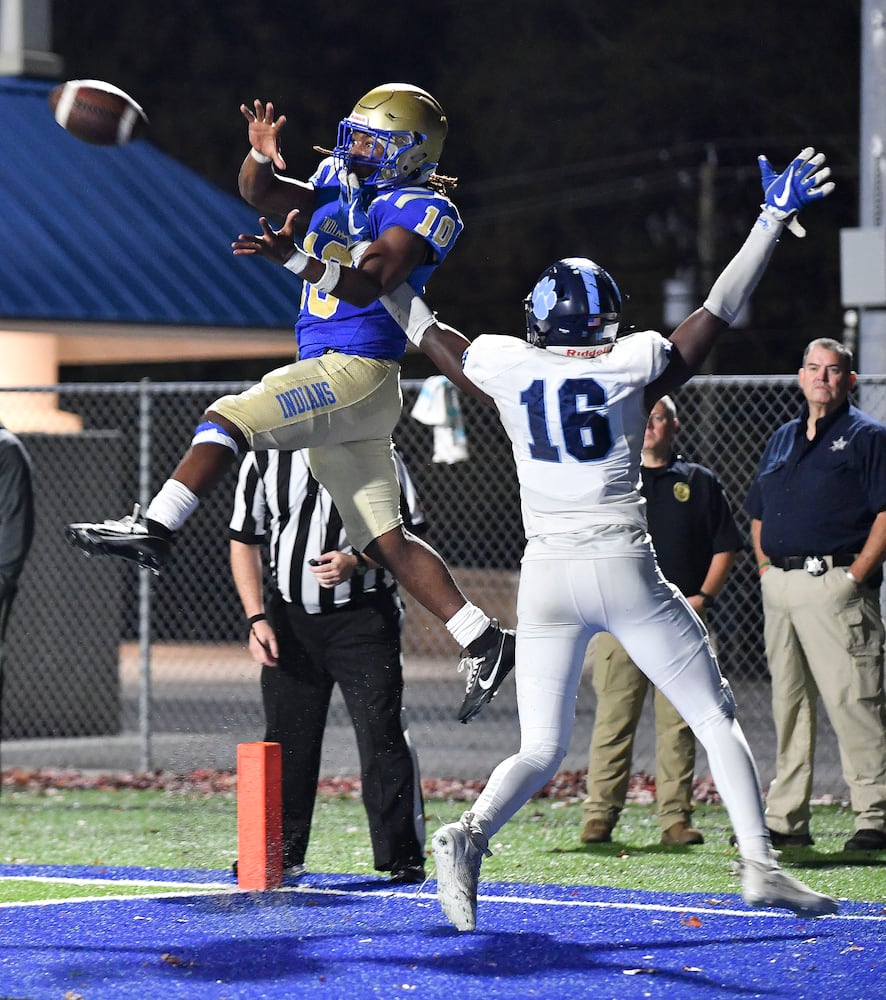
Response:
[333,83,448,188]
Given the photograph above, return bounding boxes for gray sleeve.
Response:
[0,432,35,594]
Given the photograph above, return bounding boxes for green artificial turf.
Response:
[1,786,882,906]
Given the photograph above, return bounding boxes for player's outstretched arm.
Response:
[647,147,834,405]
[234,216,428,310]
[421,322,495,408]
[237,99,316,219]
[381,286,495,407]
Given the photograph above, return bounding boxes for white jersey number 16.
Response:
[519,378,613,464]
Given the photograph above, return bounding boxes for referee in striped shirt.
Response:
[229,446,426,883]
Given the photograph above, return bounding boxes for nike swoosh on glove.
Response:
[758,146,835,238]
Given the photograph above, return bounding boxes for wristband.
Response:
[249,148,271,164]
[353,550,369,577]
[757,560,771,575]
[247,613,267,626]
[698,590,716,609]
[312,258,341,294]
[283,249,310,276]
[845,569,860,584]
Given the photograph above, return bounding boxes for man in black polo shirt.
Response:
[229,446,427,882]
[746,337,886,853]
[582,396,742,846]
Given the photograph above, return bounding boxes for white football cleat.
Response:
[737,856,839,917]
[431,811,491,931]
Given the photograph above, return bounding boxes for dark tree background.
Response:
[52,0,861,377]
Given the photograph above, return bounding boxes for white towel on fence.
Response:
[410,375,469,464]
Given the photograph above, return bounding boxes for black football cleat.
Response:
[388,863,426,885]
[64,504,171,575]
[843,828,886,852]
[457,620,516,723]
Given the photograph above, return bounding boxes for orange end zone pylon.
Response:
[236,741,283,890]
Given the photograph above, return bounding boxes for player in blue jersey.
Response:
[380,147,839,928]
[66,84,514,724]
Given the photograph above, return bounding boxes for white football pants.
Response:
[470,530,771,861]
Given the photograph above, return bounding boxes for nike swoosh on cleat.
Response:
[772,167,794,207]
[477,647,504,691]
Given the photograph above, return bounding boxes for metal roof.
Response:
[0,76,300,329]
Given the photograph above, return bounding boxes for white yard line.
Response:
[0,877,882,921]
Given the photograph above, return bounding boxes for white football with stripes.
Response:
[48,79,149,146]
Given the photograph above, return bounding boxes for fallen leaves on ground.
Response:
[0,766,794,805]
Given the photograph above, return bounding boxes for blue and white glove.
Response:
[758,147,834,238]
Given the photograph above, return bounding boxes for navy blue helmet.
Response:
[524,258,622,354]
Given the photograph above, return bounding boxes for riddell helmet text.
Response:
[560,345,614,358]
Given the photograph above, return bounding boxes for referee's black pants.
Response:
[265,589,425,872]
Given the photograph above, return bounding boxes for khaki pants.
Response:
[583,630,697,831]
[761,563,886,834]
[212,354,403,552]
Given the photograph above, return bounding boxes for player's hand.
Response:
[758,147,834,238]
[241,99,287,171]
[232,210,303,265]
[248,618,278,667]
[308,551,352,588]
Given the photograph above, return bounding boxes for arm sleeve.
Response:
[743,440,775,520]
[0,434,34,593]
[859,423,886,514]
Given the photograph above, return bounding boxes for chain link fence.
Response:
[3,374,884,795]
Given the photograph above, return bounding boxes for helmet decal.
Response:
[580,271,601,317]
[531,276,557,321]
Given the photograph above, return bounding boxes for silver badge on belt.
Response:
[803,555,827,576]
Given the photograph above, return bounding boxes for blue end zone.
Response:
[0,866,882,999]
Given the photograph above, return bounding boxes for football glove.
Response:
[758,147,834,238]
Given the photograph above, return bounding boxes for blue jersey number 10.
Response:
[519,378,613,463]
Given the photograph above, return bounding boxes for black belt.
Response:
[770,554,856,576]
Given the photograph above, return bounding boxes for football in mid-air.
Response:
[48,79,149,146]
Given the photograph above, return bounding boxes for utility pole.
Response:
[0,0,62,77]
[845,0,886,376]
[662,146,718,364]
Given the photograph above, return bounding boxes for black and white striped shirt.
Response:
[229,449,426,614]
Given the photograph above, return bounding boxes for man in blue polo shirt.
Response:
[745,337,886,853]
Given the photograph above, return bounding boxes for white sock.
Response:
[737,835,775,865]
[145,479,200,531]
[445,603,492,648]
